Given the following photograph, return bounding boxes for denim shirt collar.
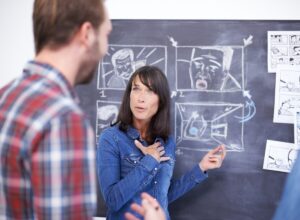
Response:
[125,125,165,145]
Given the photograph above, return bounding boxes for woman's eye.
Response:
[147,87,155,94]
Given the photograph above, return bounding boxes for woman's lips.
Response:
[135,106,146,112]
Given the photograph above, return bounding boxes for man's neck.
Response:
[35,46,81,87]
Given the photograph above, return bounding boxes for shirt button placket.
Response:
[153,167,158,198]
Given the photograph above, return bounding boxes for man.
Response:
[273,151,300,220]
[0,0,111,219]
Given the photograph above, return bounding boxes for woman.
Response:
[97,65,226,220]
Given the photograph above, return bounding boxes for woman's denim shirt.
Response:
[97,125,208,220]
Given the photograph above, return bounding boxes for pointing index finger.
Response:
[219,145,227,160]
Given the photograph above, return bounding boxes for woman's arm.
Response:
[168,145,226,203]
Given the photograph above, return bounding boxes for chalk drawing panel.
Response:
[97,45,167,90]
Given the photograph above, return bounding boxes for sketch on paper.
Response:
[97,45,167,90]
[295,111,300,149]
[274,66,300,123]
[175,102,244,152]
[96,100,121,139]
[278,68,300,93]
[275,95,300,123]
[175,46,243,92]
[263,140,298,173]
[268,31,300,73]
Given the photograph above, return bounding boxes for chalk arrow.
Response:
[235,100,256,123]
[243,90,252,99]
[168,36,178,47]
[243,35,253,47]
[171,91,177,98]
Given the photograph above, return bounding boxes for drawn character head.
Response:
[189,47,233,90]
[111,48,135,80]
[273,35,282,43]
[290,35,297,44]
[293,46,300,55]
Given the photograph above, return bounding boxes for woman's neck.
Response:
[133,120,149,140]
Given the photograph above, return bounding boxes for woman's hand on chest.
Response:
[134,140,170,163]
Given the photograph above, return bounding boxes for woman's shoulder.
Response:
[103,124,119,132]
[99,125,121,140]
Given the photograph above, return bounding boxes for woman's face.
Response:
[130,76,159,126]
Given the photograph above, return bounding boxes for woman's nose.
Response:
[137,97,145,103]
[137,92,145,103]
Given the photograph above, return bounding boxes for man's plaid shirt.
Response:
[0,61,97,219]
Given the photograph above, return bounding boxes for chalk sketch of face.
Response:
[189,54,223,90]
[188,47,235,91]
[112,48,135,80]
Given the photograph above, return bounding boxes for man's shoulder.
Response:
[11,74,82,121]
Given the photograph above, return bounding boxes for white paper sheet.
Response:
[263,140,297,173]
[273,65,300,123]
[295,111,300,148]
[268,31,300,73]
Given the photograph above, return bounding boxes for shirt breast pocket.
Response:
[121,154,143,177]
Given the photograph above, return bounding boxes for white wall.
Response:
[106,0,300,20]
[0,0,300,87]
[0,0,34,86]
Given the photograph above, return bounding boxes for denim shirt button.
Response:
[154,181,157,184]
[154,167,157,171]
[134,161,137,164]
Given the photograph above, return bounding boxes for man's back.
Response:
[0,61,97,219]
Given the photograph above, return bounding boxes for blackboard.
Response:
[76,20,300,220]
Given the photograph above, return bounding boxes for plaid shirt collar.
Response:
[23,60,80,104]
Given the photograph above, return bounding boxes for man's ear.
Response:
[77,21,95,48]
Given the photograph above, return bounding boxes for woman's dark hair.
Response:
[115,65,171,142]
